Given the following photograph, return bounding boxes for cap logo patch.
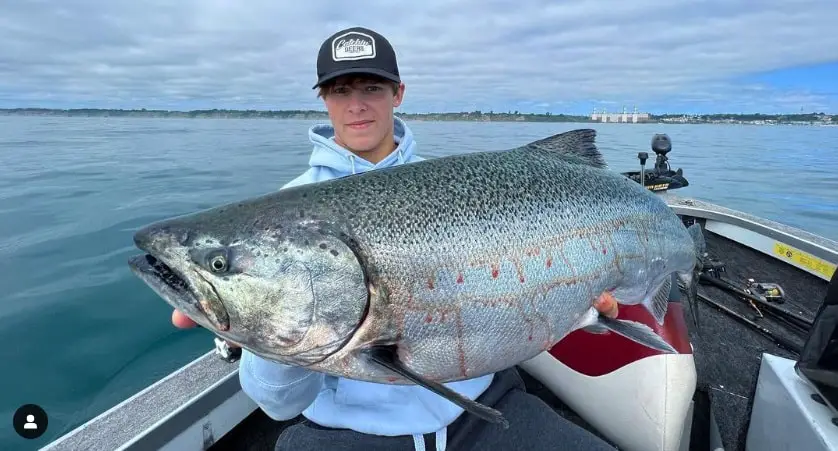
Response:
[332,31,376,61]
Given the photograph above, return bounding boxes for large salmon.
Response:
[128,129,705,427]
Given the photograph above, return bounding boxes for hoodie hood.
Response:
[307,116,418,176]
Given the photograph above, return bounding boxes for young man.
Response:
[172,26,618,451]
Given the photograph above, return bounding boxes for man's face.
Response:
[322,76,405,154]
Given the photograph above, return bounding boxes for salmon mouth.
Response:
[128,253,200,314]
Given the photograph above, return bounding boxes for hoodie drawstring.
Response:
[349,155,357,174]
[435,428,447,450]
[411,427,447,451]
[412,434,424,451]
[398,148,405,164]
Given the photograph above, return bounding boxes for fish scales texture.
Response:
[129,129,698,388]
[286,142,692,383]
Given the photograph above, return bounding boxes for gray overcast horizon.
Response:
[1,0,837,114]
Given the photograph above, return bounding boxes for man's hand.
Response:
[593,292,619,319]
[172,309,241,349]
[172,309,198,328]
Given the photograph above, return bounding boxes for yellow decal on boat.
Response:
[647,183,669,191]
[773,242,836,279]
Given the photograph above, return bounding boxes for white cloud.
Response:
[0,0,836,112]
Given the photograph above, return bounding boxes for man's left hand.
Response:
[593,292,619,319]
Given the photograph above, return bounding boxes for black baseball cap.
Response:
[313,27,401,89]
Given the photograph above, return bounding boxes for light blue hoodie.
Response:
[238,116,495,451]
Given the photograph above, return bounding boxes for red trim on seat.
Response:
[548,303,693,377]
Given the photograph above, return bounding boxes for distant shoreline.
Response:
[0,108,834,126]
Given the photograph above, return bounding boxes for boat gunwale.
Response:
[39,350,245,451]
[661,192,838,275]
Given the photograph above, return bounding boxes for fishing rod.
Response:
[695,292,802,355]
[698,273,813,331]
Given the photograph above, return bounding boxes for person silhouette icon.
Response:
[13,404,48,438]
[24,414,38,430]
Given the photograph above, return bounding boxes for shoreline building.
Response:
[591,106,651,123]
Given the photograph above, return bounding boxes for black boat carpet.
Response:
[682,231,828,451]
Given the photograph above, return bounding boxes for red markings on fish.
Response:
[546,257,552,268]
[491,264,500,279]
[387,376,398,383]
[558,246,577,278]
[456,273,464,284]
[425,313,433,323]
[602,248,607,255]
[455,309,467,377]
[513,258,525,284]
[427,277,435,290]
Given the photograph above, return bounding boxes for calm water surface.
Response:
[1,116,836,449]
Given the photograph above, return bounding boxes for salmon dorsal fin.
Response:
[517,128,606,169]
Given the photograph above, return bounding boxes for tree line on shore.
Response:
[0,108,833,124]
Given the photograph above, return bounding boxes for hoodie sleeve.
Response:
[238,349,324,421]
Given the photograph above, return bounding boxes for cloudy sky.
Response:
[1,0,837,114]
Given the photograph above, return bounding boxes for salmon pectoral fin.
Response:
[584,315,678,354]
[363,345,510,428]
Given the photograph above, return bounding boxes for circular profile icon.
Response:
[13,404,48,439]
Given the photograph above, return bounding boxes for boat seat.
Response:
[519,274,697,451]
[795,269,838,399]
[745,270,838,451]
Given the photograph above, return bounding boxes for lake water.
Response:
[1,116,837,449]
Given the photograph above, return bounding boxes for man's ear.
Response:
[393,83,405,107]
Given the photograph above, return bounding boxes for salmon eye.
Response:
[210,255,227,272]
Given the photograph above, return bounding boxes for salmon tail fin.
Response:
[681,222,707,332]
[688,222,707,268]
[364,345,509,428]
[678,271,701,332]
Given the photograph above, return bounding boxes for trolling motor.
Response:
[623,133,690,192]
[651,134,672,173]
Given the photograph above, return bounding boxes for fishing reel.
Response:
[745,279,786,304]
[702,258,727,279]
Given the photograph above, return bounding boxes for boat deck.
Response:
[662,192,835,451]
[684,232,827,449]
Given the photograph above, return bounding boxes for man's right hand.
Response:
[172,309,241,349]
[172,309,198,328]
